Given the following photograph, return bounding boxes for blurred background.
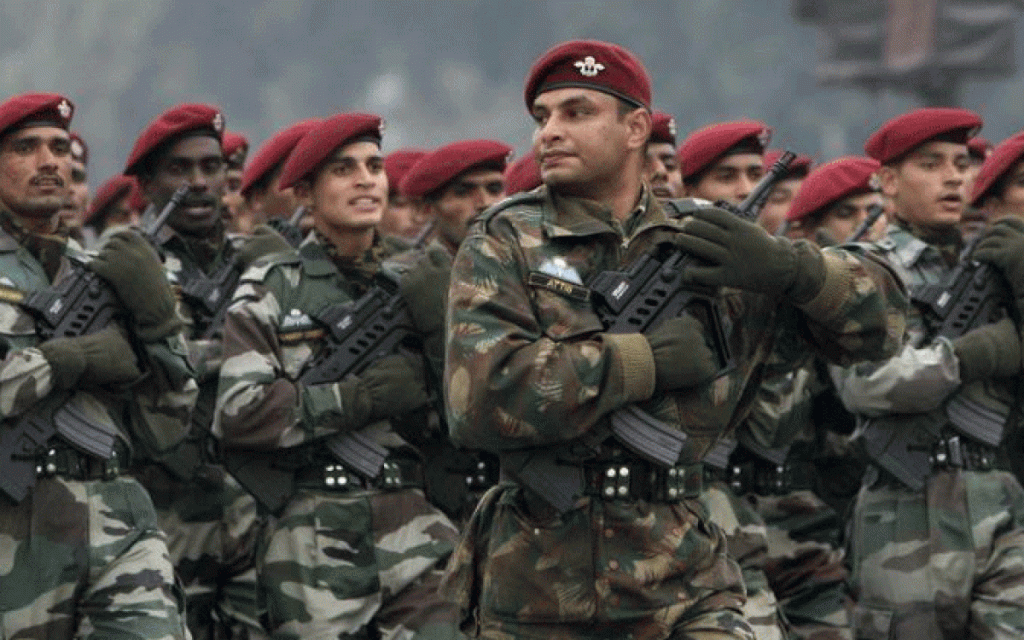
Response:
[3,0,1024,185]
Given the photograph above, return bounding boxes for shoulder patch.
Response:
[240,249,301,283]
[475,190,546,227]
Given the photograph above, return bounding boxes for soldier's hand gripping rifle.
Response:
[1,187,186,504]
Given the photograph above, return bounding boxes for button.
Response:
[608,559,619,571]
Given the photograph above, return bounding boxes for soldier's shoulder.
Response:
[240,247,302,283]
[661,197,719,221]
[471,189,547,234]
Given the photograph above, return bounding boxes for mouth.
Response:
[31,176,64,189]
[651,185,673,198]
[938,194,963,209]
[540,151,573,167]
[349,196,382,209]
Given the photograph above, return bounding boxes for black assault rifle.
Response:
[266,205,307,248]
[844,204,886,243]
[510,153,797,512]
[0,186,187,503]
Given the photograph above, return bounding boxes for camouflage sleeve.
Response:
[828,339,960,417]
[0,346,56,417]
[123,330,200,454]
[793,246,908,366]
[445,222,655,453]
[740,361,816,450]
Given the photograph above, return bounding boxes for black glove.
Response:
[952,317,1023,383]
[89,230,182,341]
[236,225,293,270]
[38,326,142,390]
[675,206,826,303]
[334,354,430,427]
[973,217,1024,299]
[644,315,718,392]
[399,246,450,337]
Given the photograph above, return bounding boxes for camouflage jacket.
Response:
[832,224,1017,455]
[213,233,417,452]
[0,222,197,457]
[445,187,907,465]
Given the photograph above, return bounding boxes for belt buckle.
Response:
[380,460,402,490]
[323,464,355,489]
[599,464,632,500]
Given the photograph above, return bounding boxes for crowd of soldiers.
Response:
[2,37,1024,640]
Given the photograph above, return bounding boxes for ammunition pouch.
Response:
[37,439,130,482]
[295,456,424,493]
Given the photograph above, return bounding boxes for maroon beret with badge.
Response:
[504,154,543,195]
[384,149,428,196]
[763,148,812,178]
[864,108,982,165]
[278,113,383,190]
[970,132,1024,207]
[524,40,652,111]
[0,93,74,139]
[124,103,225,176]
[70,132,88,165]
[786,156,881,222]
[222,131,248,162]
[84,174,135,225]
[650,111,677,146]
[677,120,771,180]
[400,139,513,198]
[239,119,320,197]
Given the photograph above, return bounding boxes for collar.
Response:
[884,223,941,269]
[541,184,672,239]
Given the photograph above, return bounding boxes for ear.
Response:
[625,109,652,151]
[877,164,899,199]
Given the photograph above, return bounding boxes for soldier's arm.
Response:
[123,329,200,454]
[445,222,655,453]
[0,346,59,417]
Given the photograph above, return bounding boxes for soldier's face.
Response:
[810,191,887,243]
[757,177,803,235]
[881,141,969,230]
[143,135,226,236]
[982,159,1024,222]
[59,159,89,227]
[430,168,505,249]
[686,153,764,205]
[531,88,649,196]
[380,191,428,242]
[306,140,387,234]
[0,126,72,223]
[644,142,682,200]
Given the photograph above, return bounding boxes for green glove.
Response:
[644,315,718,392]
[89,230,182,342]
[399,246,451,337]
[675,206,826,303]
[235,224,293,270]
[952,317,1023,383]
[973,217,1024,298]
[333,354,430,428]
[38,326,142,390]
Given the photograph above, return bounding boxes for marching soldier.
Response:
[124,103,289,640]
[442,39,908,639]
[222,130,249,231]
[758,149,812,236]
[786,157,887,245]
[239,118,319,232]
[645,110,683,200]
[504,153,542,195]
[381,147,430,245]
[81,174,141,247]
[215,112,463,639]
[833,108,1024,639]
[0,93,195,639]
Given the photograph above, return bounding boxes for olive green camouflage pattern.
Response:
[443,188,907,638]
[214,234,463,638]
[0,217,195,638]
[831,223,1024,638]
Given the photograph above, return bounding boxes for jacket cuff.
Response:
[795,250,854,324]
[605,332,656,403]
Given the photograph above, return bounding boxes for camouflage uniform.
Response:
[128,215,268,640]
[214,232,462,639]
[384,240,499,525]
[0,210,196,638]
[442,188,907,639]
[831,223,1024,639]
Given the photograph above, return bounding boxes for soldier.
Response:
[786,156,887,244]
[758,149,812,236]
[215,112,463,639]
[222,130,249,231]
[389,139,513,523]
[381,147,430,246]
[645,110,682,200]
[58,131,89,244]
[972,132,1024,222]
[961,136,995,243]
[442,39,907,640]
[679,120,770,204]
[832,108,1024,639]
[124,103,288,640]
[0,93,195,638]
[504,153,542,195]
[81,174,141,247]
[239,119,319,233]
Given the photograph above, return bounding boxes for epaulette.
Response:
[472,189,546,229]
[240,248,301,283]
[661,197,718,220]
[873,237,898,252]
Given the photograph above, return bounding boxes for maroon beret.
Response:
[968,136,992,161]
[239,119,319,197]
[864,108,982,164]
[677,120,771,180]
[650,111,677,146]
[504,154,543,195]
[400,139,513,198]
[763,148,812,177]
[786,156,881,222]
[84,174,135,225]
[124,103,225,176]
[128,180,148,213]
[384,148,428,195]
[0,93,74,139]
[278,113,384,190]
[70,132,88,165]
[970,132,1024,207]
[222,131,248,161]
[524,40,652,111]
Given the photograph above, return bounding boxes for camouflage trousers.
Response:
[701,483,788,640]
[442,483,755,640]
[850,468,1024,639]
[0,476,187,639]
[136,463,267,640]
[747,490,851,640]
[260,486,463,639]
